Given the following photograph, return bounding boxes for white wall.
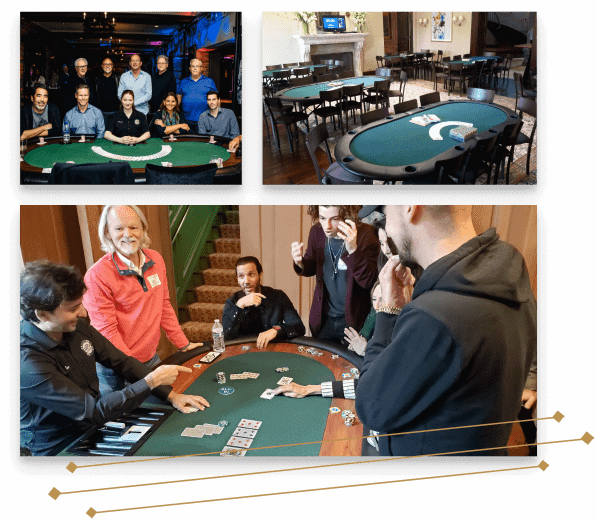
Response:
[413,12,472,59]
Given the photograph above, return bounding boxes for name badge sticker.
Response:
[147,274,161,288]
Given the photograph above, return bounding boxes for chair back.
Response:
[393,99,418,114]
[291,76,314,87]
[145,162,217,185]
[294,67,310,78]
[317,73,337,82]
[320,87,343,104]
[283,63,298,68]
[463,54,472,58]
[483,51,497,57]
[360,106,390,126]
[342,83,363,98]
[435,144,472,183]
[305,123,333,184]
[339,71,355,79]
[376,55,385,68]
[467,87,495,103]
[49,161,135,184]
[517,97,537,119]
[419,91,441,106]
[453,55,462,61]
[499,120,523,148]
[299,61,313,66]
[266,64,283,71]
[458,130,500,183]
[264,96,286,117]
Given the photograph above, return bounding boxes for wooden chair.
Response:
[363,79,390,110]
[291,76,314,87]
[453,129,500,184]
[393,99,418,115]
[463,54,472,58]
[432,61,449,91]
[264,96,309,153]
[293,67,310,78]
[338,70,355,79]
[305,123,369,184]
[313,87,344,134]
[467,87,495,103]
[360,106,390,126]
[419,91,441,106]
[388,70,408,103]
[513,72,537,108]
[316,73,337,83]
[283,63,298,68]
[403,143,472,184]
[446,62,467,96]
[266,64,283,71]
[489,120,523,184]
[514,97,537,178]
[299,61,313,66]
[452,55,462,61]
[340,83,364,127]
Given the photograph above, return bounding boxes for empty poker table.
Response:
[263,65,325,77]
[59,336,364,457]
[334,100,520,182]
[276,76,387,103]
[20,135,241,184]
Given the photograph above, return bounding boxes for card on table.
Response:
[230,374,245,380]
[220,446,247,457]
[277,376,293,385]
[200,423,223,435]
[238,419,262,429]
[226,436,253,449]
[246,372,260,379]
[181,427,207,438]
[233,427,258,438]
[260,389,275,400]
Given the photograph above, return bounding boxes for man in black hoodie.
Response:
[355,205,536,456]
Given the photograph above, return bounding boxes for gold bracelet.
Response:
[377,304,403,315]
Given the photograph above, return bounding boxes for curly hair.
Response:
[306,205,362,224]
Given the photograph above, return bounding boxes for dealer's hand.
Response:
[291,241,305,269]
[272,382,321,398]
[236,292,266,308]
[257,328,278,349]
[379,256,416,309]
[168,392,210,413]
[344,327,367,356]
[178,341,203,353]
[337,219,358,254]
[521,389,537,410]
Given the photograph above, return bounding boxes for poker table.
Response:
[334,100,520,182]
[263,65,325,77]
[20,135,241,184]
[60,336,365,457]
[276,76,387,103]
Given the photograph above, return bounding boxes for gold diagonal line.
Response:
[68,413,558,472]
[53,437,580,498]
[86,463,544,517]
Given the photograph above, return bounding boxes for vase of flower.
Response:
[296,12,317,35]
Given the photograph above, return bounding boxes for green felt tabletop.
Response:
[281,76,385,99]
[135,352,334,457]
[349,102,508,166]
[448,56,501,66]
[23,137,230,169]
[263,65,321,77]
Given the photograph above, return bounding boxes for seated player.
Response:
[63,84,105,139]
[197,90,240,142]
[104,90,150,144]
[20,84,62,141]
[229,134,242,152]
[222,256,305,349]
[344,281,382,355]
[153,92,191,137]
[20,260,210,456]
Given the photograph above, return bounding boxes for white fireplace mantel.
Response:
[293,33,369,76]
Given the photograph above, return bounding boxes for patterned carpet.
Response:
[295,73,537,185]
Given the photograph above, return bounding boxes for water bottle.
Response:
[63,120,70,144]
[212,319,225,352]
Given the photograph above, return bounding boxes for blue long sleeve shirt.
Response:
[63,104,105,138]
[118,70,152,114]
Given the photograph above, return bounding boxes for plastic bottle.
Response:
[212,319,225,352]
[63,120,70,144]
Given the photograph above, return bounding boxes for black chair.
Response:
[404,143,472,184]
[266,64,283,71]
[316,73,337,83]
[376,55,386,68]
[489,120,523,184]
[497,54,512,86]
[453,129,501,184]
[293,67,310,78]
[467,87,495,103]
[145,162,217,185]
[283,62,299,68]
[291,76,314,87]
[340,83,364,127]
[388,71,407,103]
[514,97,537,178]
[470,61,485,88]
[513,72,537,108]
[299,61,313,66]
[272,70,292,91]
[313,88,344,134]
[305,123,369,185]
[446,62,467,96]
[431,61,448,91]
[264,97,309,153]
[338,70,355,79]
[363,79,389,110]
[213,171,242,185]
[419,91,441,106]
[49,161,135,184]
[463,54,472,58]
[393,99,418,115]
[360,106,390,126]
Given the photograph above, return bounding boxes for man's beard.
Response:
[387,233,423,278]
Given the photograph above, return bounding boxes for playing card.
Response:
[198,424,216,435]
[277,376,293,385]
[238,419,262,429]
[200,423,223,435]
[230,374,245,380]
[220,446,246,457]
[233,427,258,438]
[185,407,199,413]
[246,372,260,379]
[260,389,275,399]
[181,427,207,438]
[226,436,253,449]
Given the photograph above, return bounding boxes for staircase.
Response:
[180,209,240,342]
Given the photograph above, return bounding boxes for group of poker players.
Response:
[20,55,241,150]
[20,205,537,458]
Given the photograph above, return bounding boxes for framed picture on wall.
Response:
[431,12,452,42]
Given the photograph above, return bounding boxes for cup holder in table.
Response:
[404,166,417,174]
[342,156,355,163]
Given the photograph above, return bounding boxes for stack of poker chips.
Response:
[449,125,477,142]
[216,372,226,384]
[344,413,357,426]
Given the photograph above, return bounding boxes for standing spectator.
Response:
[118,54,152,115]
[177,59,216,134]
[66,58,97,111]
[150,55,177,113]
[95,58,120,127]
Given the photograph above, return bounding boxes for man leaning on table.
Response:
[82,205,202,396]
[20,84,62,141]
[63,84,105,139]
[198,90,240,141]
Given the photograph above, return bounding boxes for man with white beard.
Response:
[83,205,202,395]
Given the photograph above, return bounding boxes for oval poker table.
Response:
[334,100,520,182]
[275,76,387,103]
[20,135,241,184]
[263,65,325,77]
[60,336,365,458]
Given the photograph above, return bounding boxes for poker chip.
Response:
[275,367,289,373]
[331,355,339,359]
[298,347,304,353]
[218,387,235,395]
[317,351,324,356]
[341,410,352,418]
[241,345,250,351]
[218,420,229,427]
[298,346,304,350]
[341,373,352,379]
[193,363,202,368]
[329,407,341,414]
[344,414,357,426]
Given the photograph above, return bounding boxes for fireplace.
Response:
[293,33,368,76]
[311,52,353,71]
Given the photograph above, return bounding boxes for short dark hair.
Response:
[32,84,48,97]
[235,256,263,275]
[75,84,90,95]
[20,261,87,322]
[206,90,220,100]
[306,205,362,225]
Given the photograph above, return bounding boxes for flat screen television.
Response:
[322,16,346,33]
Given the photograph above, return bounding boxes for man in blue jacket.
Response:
[222,256,305,349]
[355,205,536,456]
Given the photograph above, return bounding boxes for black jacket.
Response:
[95,73,121,112]
[356,229,536,456]
[222,286,306,340]
[150,70,177,113]
[20,104,62,137]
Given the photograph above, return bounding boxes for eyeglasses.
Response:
[103,63,113,67]
[76,65,88,69]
